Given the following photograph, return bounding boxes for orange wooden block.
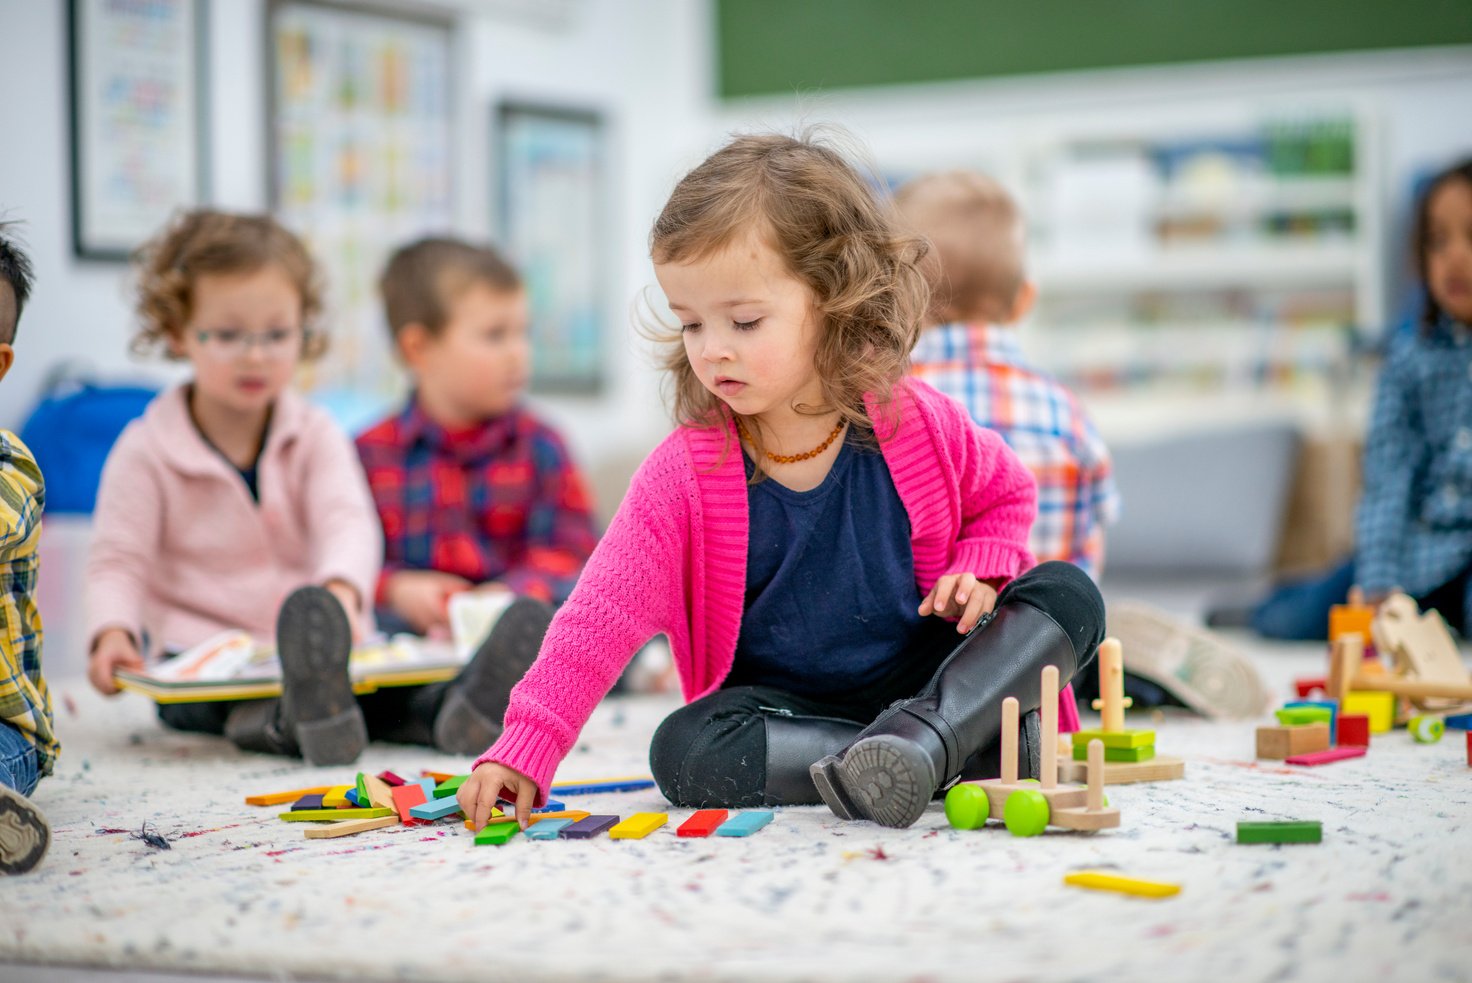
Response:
[421,770,455,784]
[244,786,332,807]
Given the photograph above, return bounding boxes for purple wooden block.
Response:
[559,814,620,839]
[290,793,326,811]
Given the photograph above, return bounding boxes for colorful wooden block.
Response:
[475,821,522,846]
[1328,601,1373,643]
[376,770,406,787]
[1256,723,1330,760]
[361,773,397,811]
[677,810,729,838]
[1445,712,1472,730]
[355,772,369,805]
[1063,870,1180,898]
[1282,700,1338,743]
[433,775,468,799]
[279,807,395,823]
[290,793,326,811]
[462,809,507,830]
[525,818,576,840]
[1466,731,1471,767]
[1285,746,1367,766]
[549,777,657,796]
[609,812,668,840]
[715,811,774,837]
[245,786,332,807]
[1068,729,1154,749]
[421,770,455,784]
[1237,820,1322,844]
[1337,713,1371,747]
[560,815,620,839]
[531,799,566,813]
[1074,744,1154,763]
[1275,705,1333,728]
[409,796,466,821]
[321,785,354,808]
[416,778,437,801]
[390,783,427,824]
[1293,676,1327,698]
[302,815,399,839]
[343,789,362,807]
[1342,691,1395,733]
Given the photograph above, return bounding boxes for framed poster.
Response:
[268,0,455,414]
[68,0,207,260]
[496,102,606,394]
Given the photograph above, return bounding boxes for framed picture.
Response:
[68,0,208,261]
[267,0,456,412]
[496,102,607,394]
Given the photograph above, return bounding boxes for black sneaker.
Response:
[433,596,553,756]
[0,784,50,875]
[277,586,368,766]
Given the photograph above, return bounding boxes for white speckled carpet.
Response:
[2,639,1470,983]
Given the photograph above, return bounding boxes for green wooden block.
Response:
[1237,820,1322,844]
[279,807,396,823]
[434,774,469,799]
[1073,743,1155,762]
[1070,729,1155,749]
[355,772,369,805]
[475,821,521,846]
[1275,706,1333,727]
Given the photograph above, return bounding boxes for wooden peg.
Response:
[1089,638,1132,732]
[1041,665,1059,790]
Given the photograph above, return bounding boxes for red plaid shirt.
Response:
[355,398,598,608]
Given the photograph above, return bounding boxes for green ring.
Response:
[1003,788,1050,837]
[944,784,990,830]
[1410,715,1445,743]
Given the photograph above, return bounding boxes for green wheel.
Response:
[944,784,990,830]
[1003,788,1050,837]
[1409,715,1445,744]
[1019,778,1041,785]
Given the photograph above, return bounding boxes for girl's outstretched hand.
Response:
[919,573,999,634]
[458,761,539,830]
[88,628,145,696]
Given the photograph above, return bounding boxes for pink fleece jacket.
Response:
[86,385,381,655]
[477,378,1078,800]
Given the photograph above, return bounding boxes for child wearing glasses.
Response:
[84,210,383,765]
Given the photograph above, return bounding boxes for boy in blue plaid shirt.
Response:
[0,223,52,874]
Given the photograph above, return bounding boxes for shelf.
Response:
[1151,175,1357,217]
[1034,242,1361,293]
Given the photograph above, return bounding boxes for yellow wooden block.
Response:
[321,785,355,808]
[609,812,667,840]
[1064,870,1181,898]
[1342,691,1395,733]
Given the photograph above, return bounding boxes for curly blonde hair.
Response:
[647,131,930,470]
[132,209,326,360]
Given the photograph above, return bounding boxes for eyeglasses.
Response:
[193,327,303,360]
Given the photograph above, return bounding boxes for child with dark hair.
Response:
[0,221,55,874]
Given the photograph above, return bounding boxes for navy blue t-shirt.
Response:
[728,430,927,696]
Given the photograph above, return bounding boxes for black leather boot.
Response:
[434,597,552,756]
[958,708,1042,784]
[761,711,865,806]
[810,561,1105,828]
[276,586,367,766]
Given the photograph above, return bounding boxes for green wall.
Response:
[715,0,1472,98]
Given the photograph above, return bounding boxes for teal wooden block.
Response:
[715,811,774,837]
[525,818,576,840]
[409,796,465,821]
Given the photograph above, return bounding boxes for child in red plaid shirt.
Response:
[356,238,599,754]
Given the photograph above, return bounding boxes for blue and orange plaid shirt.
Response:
[911,323,1120,579]
[355,398,599,609]
[0,431,55,777]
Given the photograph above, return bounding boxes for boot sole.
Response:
[0,785,50,875]
[825,736,936,829]
[433,597,551,756]
[278,587,366,766]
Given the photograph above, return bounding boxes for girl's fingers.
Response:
[918,588,936,616]
[514,780,537,829]
[954,572,977,606]
[932,576,957,615]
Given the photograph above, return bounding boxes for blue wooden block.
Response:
[1284,699,1338,744]
[290,793,325,811]
[715,811,774,837]
[416,778,437,800]
[343,788,362,807]
[532,799,566,813]
[559,815,620,839]
[525,818,576,840]
[409,796,465,821]
[1445,712,1472,731]
[549,779,655,796]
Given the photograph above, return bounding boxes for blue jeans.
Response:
[1251,556,1472,640]
[0,722,39,797]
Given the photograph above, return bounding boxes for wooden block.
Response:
[475,822,522,846]
[416,778,437,801]
[525,818,577,840]
[1074,744,1154,763]
[245,785,332,807]
[560,815,620,839]
[677,810,729,838]
[1256,723,1330,760]
[279,807,395,823]
[390,784,427,823]
[355,772,369,806]
[1337,713,1371,747]
[361,773,396,811]
[1466,731,1471,767]
[968,778,1087,820]
[421,770,455,784]
[1328,602,1374,643]
[715,811,774,837]
[1069,729,1154,749]
[532,799,566,813]
[1064,870,1180,897]
[1056,755,1185,785]
[1443,712,1472,730]
[433,775,469,799]
[609,812,668,840]
[523,810,588,822]
[1283,699,1339,742]
[549,777,656,795]
[1293,676,1327,698]
[1342,691,1395,733]
[290,793,326,811]
[321,785,354,808]
[1286,746,1366,766]
[1237,820,1322,844]
[376,770,406,787]
[1049,805,1121,831]
[409,796,465,821]
[1275,705,1334,728]
[302,815,399,839]
[462,809,507,830]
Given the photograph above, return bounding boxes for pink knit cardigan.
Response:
[477,378,1077,801]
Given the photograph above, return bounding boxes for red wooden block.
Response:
[390,783,427,823]
[1337,713,1371,747]
[377,770,406,787]
[1466,731,1471,768]
[1286,746,1367,766]
[1294,676,1327,699]
[676,810,728,838]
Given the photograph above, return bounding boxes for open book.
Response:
[114,592,516,704]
